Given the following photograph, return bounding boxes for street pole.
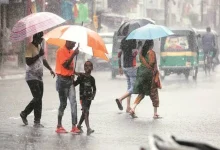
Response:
[218,0,220,58]
[0,5,2,73]
[41,0,48,60]
[42,0,45,11]
[93,0,97,32]
[164,0,168,26]
[201,0,203,27]
[143,0,147,17]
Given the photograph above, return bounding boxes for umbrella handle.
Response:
[74,22,83,72]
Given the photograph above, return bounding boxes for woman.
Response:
[130,40,161,119]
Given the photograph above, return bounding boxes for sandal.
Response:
[153,114,162,119]
[115,99,123,110]
[129,109,138,118]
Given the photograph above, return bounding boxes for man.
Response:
[202,27,216,62]
[55,40,80,133]
[115,37,138,113]
[20,32,55,128]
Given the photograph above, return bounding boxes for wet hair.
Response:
[121,37,136,51]
[84,61,93,68]
[206,27,211,32]
[142,40,154,56]
[33,31,43,40]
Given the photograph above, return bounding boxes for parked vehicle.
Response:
[159,28,199,80]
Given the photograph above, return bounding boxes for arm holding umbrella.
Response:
[62,41,79,70]
[26,48,44,66]
[26,32,55,78]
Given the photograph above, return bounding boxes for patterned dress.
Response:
[133,49,160,107]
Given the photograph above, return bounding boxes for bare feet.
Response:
[126,107,131,113]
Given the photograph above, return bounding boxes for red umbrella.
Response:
[10,12,65,42]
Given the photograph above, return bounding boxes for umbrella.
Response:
[117,18,155,36]
[43,25,109,61]
[10,12,66,42]
[126,24,174,40]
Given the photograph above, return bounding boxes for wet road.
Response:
[0,67,220,150]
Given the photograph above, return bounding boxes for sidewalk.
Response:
[0,65,55,80]
[0,66,25,80]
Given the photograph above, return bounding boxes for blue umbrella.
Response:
[126,24,174,40]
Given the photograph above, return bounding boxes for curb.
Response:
[0,74,25,80]
[0,72,51,81]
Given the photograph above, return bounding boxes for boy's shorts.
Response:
[82,100,92,111]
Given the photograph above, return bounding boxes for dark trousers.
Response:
[22,80,44,123]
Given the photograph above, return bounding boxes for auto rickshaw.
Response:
[159,28,199,80]
[195,29,219,69]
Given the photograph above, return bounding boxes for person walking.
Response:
[115,37,138,113]
[129,40,161,118]
[20,32,55,127]
[74,61,96,135]
[55,41,80,133]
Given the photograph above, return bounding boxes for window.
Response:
[164,36,189,51]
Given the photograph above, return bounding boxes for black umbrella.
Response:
[117,18,155,36]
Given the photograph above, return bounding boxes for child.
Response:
[74,61,96,135]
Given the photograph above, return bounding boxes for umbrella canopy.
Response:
[117,18,155,36]
[126,24,174,40]
[43,25,109,61]
[10,12,65,42]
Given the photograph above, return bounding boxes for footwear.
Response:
[129,109,138,118]
[33,123,44,128]
[153,114,162,119]
[87,128,94,135]
[56,127,68,133]
[20,112,28,125]
[77,126,84,133]
[70,126,81,134]
[115,99,123,110]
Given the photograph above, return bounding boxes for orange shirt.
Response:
[55,46,75,76]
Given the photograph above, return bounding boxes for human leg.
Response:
[116,67,136,111]
[68,85,77,128]
[126,96,131,113]
[21,80,42,125]
[57,89,68,128]
[129,94,145,118]
[149,88,160,118]
[126,74,137,112]
[68,85,80,133]
[34,81,43,125]
[77,112,85,133]
[131,94,145,112]
[83,100,94,135]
